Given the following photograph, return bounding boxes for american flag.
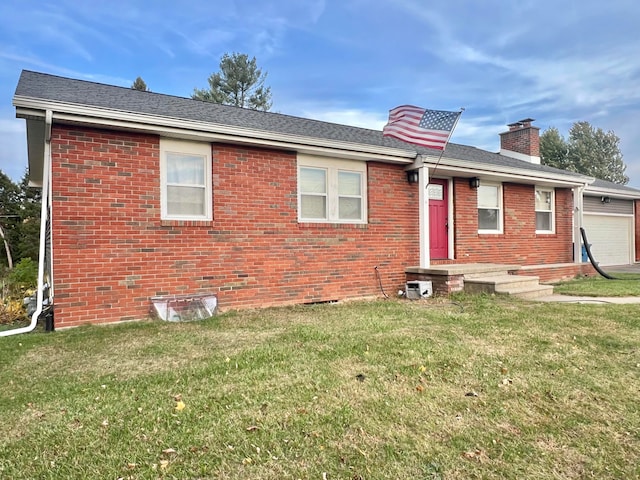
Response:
[382,105,461,150]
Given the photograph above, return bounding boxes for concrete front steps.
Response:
[464,273,554,299]
[406,263,557,299]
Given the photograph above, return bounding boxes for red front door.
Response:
[428,178,449,259]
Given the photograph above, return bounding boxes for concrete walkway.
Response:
[536,263,640,304]
[536,294,640,304]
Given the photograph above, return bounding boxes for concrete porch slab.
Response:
[405,263,522,276]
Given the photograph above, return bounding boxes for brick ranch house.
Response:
[11,70,640,329]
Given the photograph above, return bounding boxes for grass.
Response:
[552,273,640,297]
[0,296,639,479]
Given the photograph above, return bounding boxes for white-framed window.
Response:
[298,155,367,223]
[535,187,555,233]
[160,138,212,221]
[478,183,502,233]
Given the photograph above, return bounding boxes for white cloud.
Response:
[301,108,387,130]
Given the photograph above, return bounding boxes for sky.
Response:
[1,0,640,186]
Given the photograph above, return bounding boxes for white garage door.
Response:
[583,214,633,266]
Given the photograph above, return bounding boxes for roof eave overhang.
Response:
[14,95,417,164]
[584,185,640,200]
[419,154,591,188]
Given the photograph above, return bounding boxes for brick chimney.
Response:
[499,118,540,164]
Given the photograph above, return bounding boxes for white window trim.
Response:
[160,138,212,221]
[297,155,367,224]
[478,182,503,234]
[535,186,555,234]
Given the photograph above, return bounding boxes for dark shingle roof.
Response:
[15,70,416,152]
[11,70,598,183]
[588,178,640,195]
[432,142,587,178]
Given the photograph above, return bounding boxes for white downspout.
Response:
[573,184,586,264]
[1,110,52,337]
[419,165,430,268]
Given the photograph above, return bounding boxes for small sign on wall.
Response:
[427,184,443,200]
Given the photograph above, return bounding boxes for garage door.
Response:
[583,214,633,265]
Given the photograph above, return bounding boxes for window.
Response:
[298,156,366,223]
[535,187,554,233]
[478,183,502,233]
[160,138,212,221]
[300,167,327,219]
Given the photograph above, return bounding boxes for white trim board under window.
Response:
[160,138,212,221]
[535,187,555,233]
[297,155,367,224]
[477,182,503,233]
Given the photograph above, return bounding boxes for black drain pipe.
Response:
[580,227,616,280]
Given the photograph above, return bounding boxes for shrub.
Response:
[0,258,38,325]
[0,297,26,325]
[7,257,38,290]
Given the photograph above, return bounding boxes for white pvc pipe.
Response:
[1,110,52,337]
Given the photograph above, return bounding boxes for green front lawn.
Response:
[1,297,638,479]
[553,273,640,297]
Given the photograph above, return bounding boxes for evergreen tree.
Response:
[131,76,149,91]
[192,53,272,111]
[539,127,570,170]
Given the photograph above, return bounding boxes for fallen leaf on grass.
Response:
[175,400,185,412]
[159,459,169,470]
[246,425,260,432]
[462,448,489,463]
[416,385,424,392]
[162,448,177,454]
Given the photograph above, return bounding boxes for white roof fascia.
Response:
[420,155,591,188]
[14,96,417,164]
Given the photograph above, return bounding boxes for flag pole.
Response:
[425,108,464,187]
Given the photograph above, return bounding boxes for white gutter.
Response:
[0,110,52,337]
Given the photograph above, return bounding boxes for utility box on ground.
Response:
[405,281,433,299]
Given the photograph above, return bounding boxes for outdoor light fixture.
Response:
[469,177,480,189]
[406,170,419,184]
[601,196,611,204]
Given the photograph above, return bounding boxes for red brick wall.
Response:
[51,126,419,327]
[449,178,574,265]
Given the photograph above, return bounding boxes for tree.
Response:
[0,171,20,269]
[131,77,149,91]
[540,121,628,185]
[568,122,628,184]
[539,127,570,170]
[0,170,42,270]
[15,171,41,262]
[192,53,272,111]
